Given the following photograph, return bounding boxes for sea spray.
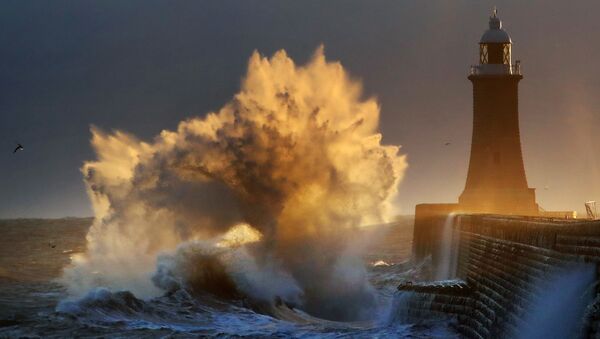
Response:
[516,263,596,339]
[151,229,303,305]
[435,213,458,280]
[62,47,407,321]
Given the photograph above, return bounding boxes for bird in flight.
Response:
[13,143,23,153]
[444,142,451,146]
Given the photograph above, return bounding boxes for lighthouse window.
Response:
[487,44,504,64]
[503,44,511,64]
[480,45,488,63]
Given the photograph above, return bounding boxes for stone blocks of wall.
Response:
[400,214,600,338]
[413,204,459,262]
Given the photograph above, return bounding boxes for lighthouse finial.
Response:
[489,7,501,29]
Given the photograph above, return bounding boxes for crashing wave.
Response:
[61,47,407,322]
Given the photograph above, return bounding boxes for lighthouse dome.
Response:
[480,9,512,44]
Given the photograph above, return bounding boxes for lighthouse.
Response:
[411,9,578,263]
[458,9,538,215]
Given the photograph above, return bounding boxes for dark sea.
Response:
[0,218,455,338]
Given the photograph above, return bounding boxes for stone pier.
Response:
[401,214,600,338]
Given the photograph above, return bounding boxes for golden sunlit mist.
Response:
[62,47,407,321]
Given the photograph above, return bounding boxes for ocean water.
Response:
[0,218,456,338]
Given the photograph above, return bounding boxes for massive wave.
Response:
[62,47,407,321]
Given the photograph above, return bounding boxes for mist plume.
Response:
[63,47,407,321]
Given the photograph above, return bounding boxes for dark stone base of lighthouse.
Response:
[459,74,539,217]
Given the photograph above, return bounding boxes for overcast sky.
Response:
[1,1,599,218]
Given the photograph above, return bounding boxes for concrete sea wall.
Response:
[412,203,459,263]
[400,214,600,338]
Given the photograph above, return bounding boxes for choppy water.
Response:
[0,217,456,338]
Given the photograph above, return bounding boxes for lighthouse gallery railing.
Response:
[470,63,521,76]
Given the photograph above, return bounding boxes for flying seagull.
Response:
[13,143,23,153]
[444,142,451,146]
